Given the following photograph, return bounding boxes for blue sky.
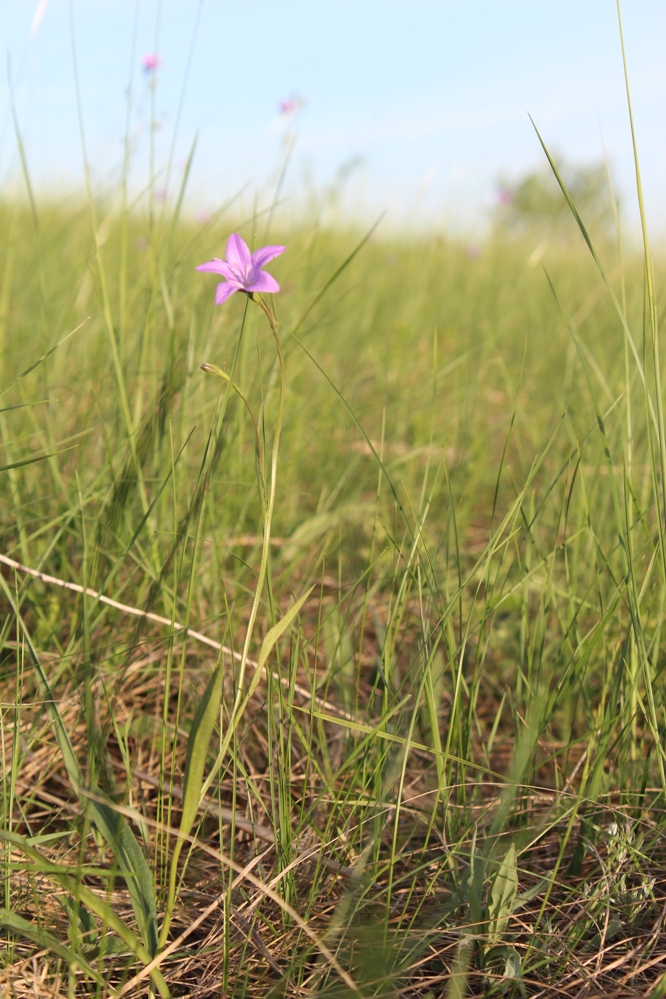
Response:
[1,1,665,231]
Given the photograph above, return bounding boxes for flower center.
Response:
[229,263,247,284]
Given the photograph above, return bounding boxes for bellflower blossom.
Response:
[196,234,285,304]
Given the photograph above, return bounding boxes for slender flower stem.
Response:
[234,294,284,700]
[160,294,284,948]
[202,295,284,788]
[199,361,265,492]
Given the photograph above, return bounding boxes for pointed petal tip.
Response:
[215,281,237,305]
[226,232,251,273]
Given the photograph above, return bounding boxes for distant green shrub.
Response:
[495,156,618,238]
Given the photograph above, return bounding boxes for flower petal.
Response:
[197,258,235,280]
[225,233,251,277]
[247,271,280,294]
[250,245,285,269]
[215,281,238,305]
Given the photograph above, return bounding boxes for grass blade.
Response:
[0,574,159,957]
[0,909,103,984]
[0,830,169,997]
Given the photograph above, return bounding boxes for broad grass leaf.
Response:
[487,843,518,944]
[445,937,474,999]
[57,896,97,949]
[88,798,159,957]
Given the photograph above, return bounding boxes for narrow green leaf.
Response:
[292,214,384,335]
[0,909,103,983]
[487,843,518,943]
[529,116,655,432]
[0,320,88,398]
[0,829,170,998]
[0,577,159,957]
[462,830,484,927]
[161,584,316,948]
[179,660,225,842]
[257,586,314,675]
[160,657,225,947]
[215,585,315,721]
[240,585,314,710]
[512,876,549,910]
[0,445,78,475]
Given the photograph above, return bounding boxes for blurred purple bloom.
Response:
[466,243,481,259]
[196,234,285,304]
[142,53,162,73]
[497,187,512,206]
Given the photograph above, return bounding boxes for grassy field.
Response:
[0,128,665,999]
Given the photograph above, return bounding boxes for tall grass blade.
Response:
[160,658,224,944]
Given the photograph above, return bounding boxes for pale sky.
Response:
[1,1,665,231]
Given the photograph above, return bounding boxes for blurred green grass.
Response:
[0,198,641,570]
[1,188,666,996]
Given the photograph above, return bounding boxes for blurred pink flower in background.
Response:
[466,243,481,258]
[497,187,512,206]
[142,53,162,73]
[278,94,306,117]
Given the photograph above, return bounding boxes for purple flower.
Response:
[196,234,285,305]
[142,53,162,73]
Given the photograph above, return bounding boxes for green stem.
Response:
[231,295,283,705]
[159,293,284,948]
